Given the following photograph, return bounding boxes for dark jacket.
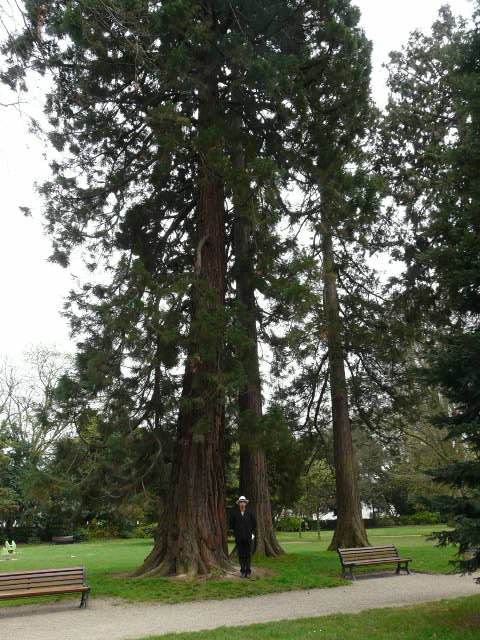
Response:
[230,507,257,544]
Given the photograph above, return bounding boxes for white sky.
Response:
[0,0,475,363]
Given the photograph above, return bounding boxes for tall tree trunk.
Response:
[231,86,283,557]
[321,218,369,551]
[135,5,230,577]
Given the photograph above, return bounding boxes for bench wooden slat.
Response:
[0,570,83,579]
[341,548,396,554]
[343,558,403,565]
[340,545,396,552]
[0,575,83,586]
[0,585,89,599]
[0,571,83,581]
[343,557,412,566]
[0,578,86,590]
[52,536,74,544]
[0,566,89,607]
[340,548,397,555]
[342,555,400,561]
[338,545,412,579]
[340,548,399,557]
[0,567,83,578]
[341,552,398,559]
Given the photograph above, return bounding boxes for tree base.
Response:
[240,446,284,558]
[229,533,284,561]
[327,518,370,550]
[255,531,284,557]
[134,527,232,578]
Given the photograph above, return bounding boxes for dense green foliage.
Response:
[423,4,480,575]
[383,4,480,575]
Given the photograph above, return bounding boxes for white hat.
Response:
[237,495,249,504]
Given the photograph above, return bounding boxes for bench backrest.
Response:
[52,536,74,543]
[338,545,399,563]
[0,567,85,592]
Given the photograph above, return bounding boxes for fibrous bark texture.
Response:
[321,220,370,551]
[231,94,283,558]
[136,8,230,576]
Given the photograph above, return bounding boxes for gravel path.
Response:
[1,572,478,640]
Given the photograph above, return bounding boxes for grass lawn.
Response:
[0,525,458,606]
[275,525,455,574]
[140,595,480,639]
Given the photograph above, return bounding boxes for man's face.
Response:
[239,500,246,512]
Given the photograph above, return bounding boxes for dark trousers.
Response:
[237,538,252,575]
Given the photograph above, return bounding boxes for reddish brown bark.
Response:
[231,92,283,558]
[321,220,370,551]
[235,255,283,556]
[239,445,283,556]
[135,5,230,577]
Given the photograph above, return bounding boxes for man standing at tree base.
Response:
[231,496,256,578]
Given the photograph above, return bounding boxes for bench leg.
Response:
[396,562,411,575]
[80,591,89,608]
[341,566,354,580]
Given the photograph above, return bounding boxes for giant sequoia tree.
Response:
[2,0,237,576]
[225,3,304,558]
[230,101,283,556]
[139,2,231,576]
[283,2,376,549]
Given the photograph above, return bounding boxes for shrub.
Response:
[133,523,157,539]
[408,510,442,525]
[275,516,301,532]
[86,518,118,539]
[73,527,89,542]
[4,526,36,543]
[367,516,397,528]
[27,535,42,544]
[396,511,442,525]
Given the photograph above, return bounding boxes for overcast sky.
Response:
[0,0,475,363]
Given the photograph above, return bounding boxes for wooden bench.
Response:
[0,566,90,607]
[52,535,74,544]
[338,544,412,580]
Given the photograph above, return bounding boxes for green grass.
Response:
[139,595,480,639]
[276,524,449,543]
[0,525,458,606]
[275,525,455,574]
